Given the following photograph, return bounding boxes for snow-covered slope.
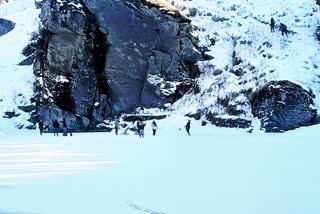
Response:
[0,7,40,134]
[170,0,320,120]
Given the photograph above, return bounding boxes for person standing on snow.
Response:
[137,120,146,138]
[38,120,44,135]
[62,118,72,136]
[184,119,191,136]
[114,117,120,135]
[151,120,158,136]
[270,17,275,32]
[52,119,60,136]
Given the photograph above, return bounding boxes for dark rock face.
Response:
[122,114,167,122]
[0,18,15,36]
[29,0,204,130]
[251,80,317,132]
[186,111,251,128]
[35,0,45,9]
[3,111,21,119]
[84,0,202,113]
[207,115,251,129]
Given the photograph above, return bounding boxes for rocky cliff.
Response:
[22,0,319,132]
[26,0,205,130]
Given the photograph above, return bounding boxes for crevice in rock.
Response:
[80,2,111,126]
[56,86,73,111]
[181,60,200,79]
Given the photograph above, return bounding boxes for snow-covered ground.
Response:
[0,115,320,214]
[0,0,35,17]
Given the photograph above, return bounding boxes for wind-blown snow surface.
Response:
[0,115,320,214]
[0,7,40,134]
[171,0,320,119]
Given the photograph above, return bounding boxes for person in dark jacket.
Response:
[279,23,288,37]
[114,117,120,135]
[137,120,146,138]
[52,119,60,136]
[185,119,191,135]
[38,120,44,135]
[151,120,158,136]
[62,118,72,136]
[270,17,275,32]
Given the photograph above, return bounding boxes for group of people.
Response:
[116,119,158,138]
[38,119,72,136]
[270,17,289,37]
[39,118,192,137]
[114,118,191,137]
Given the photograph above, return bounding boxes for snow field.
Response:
[0,115,320,214]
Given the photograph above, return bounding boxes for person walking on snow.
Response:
[151,120,158,136]
[279,23,288,37]
[270,17,275,33]
[184,119,191,136]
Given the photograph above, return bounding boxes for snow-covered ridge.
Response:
[146,0,178,11]
[170,0,320,120]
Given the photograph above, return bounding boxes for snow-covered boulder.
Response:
[251,81,317,132]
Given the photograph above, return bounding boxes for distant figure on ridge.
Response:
[270,17,275,32]
[184,119,191,136]
[279,23,288,37]
[151,120,158,136]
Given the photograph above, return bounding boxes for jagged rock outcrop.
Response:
[28,0,204,130]
[0,18,15,36]
[207,115,251,129]
[251,81,317,132]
